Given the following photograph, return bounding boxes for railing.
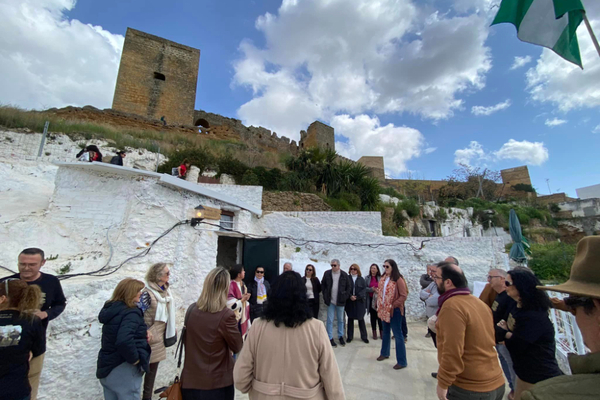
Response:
[547,290,588,374]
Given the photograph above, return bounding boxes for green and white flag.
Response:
[492,0,586,67]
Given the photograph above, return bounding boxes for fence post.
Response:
[37,121,50,157]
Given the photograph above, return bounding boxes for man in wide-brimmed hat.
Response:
[521,236,600,400]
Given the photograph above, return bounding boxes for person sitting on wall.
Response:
[76,145,103,162]
[178,159,190,179]
[110,150,126,166]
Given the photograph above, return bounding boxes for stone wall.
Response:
[358,156,385,181]
[112,28,200,125]
[299,121,335,151]
[262,191,332,212]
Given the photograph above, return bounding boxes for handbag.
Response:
[159,303,195,400]
[164,331,177,348]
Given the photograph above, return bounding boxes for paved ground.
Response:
[236,321,510,400]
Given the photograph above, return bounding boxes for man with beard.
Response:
[434,262,505,400]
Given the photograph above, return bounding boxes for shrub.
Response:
[401,199,421,218]
[435,208,448,221]
[158,146,214,175]
[513,183,536,193]
[241,170,260,185]
[528,242,576,282]
[380,186,405,200]
[325,197,360,211]
[216,155,249,183]
[549,203,561,213]
[336,192,361,209]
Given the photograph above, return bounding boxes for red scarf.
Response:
[436,287,471,315]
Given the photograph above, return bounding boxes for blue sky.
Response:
[1,0,599,197]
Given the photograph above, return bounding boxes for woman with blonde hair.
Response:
[140,263,176,400]
[97,278,151,400]
[181,267,243,400]
[0,279,45,400]
[345,264,369,344]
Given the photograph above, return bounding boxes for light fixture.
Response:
[190,205,205,227]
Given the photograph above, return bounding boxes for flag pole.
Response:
[583,13,600,58]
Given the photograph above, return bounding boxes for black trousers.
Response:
[347,318,368,341]
[142,361,159,399]
[308,298,320,319]
[369,308,383,332]
[428,328,437,348]
[182,385,235,400]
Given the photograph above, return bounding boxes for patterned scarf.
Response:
[436,287,471,316]
[254,276,267,302]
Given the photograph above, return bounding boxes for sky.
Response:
[1,0,599,197]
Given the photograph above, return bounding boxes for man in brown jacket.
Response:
[435,262,505,400]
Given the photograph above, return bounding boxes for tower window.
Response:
[153,72,166,81]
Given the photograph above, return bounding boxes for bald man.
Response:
[283,262,293,272]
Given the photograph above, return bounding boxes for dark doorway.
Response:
[243,237,279,286]
[428,220,437,237]
[194,118,210,128]
[217,236,240,268]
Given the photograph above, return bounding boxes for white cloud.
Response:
[544,118,568,127]
[424,147,437,154]
[495,139,549,165]
[0,0,124,110]
[471,99,511,116]
[454,139,549,166]
[332,114,424,176]
[233,0,492,139]
[454,141,489,166]
[593,124,600,134]
[510,56,532,70]
[526,0,600,112]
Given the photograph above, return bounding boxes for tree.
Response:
[440,164,501,201]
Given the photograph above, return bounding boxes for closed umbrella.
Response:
[509,209,527,264]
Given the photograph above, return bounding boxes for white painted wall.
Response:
[576,183,600,200]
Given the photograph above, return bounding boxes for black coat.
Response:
[96,301,151,379]
[345,276,367,320]
[110,154,124,166]
[321,270,351,306]
[302,276,321,303]
[249,279,271,320]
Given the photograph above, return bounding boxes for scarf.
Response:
[436,287,471,316]
[254,276,267,302]
[145,281,176,341]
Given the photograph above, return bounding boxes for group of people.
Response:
[2,236,600,400]
[76,144,126,166]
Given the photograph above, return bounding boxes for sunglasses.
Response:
[256,270,265,274]
[306,268,313,271]
[504,281,513,287]
[349,268,356,271]
[331,264,338,267]
[384,265,391,269]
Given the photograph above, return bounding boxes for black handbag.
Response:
[164,331,178,348]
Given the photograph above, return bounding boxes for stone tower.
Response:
[299,121,335,151]
[112,28,200,126]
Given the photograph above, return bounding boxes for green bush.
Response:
[549,203,561,213]
[325,197,360,211]
[216,155,249,183]
[158,146,214,175]
[435,208,448,221]
[380,186,405,200]
[513,183,536,193]
[529,242,576,282]
[401,199,420,218]
[336,192,361,209]
[241,170,260,185]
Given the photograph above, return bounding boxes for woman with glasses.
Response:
[366,264,382,340]
[376,259,408,370]
[140,263,176,400]
[0,279,45,400]
[345,264,369,344]
[303,264,322,319]
[496,268,563,400]
[249,266,271,322]
[96,278,151,400]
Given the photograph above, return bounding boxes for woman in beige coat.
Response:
[234,271,345,400]
[141,263,177,400]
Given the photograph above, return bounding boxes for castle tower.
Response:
[112,28,200,126]
[299,121,335,151]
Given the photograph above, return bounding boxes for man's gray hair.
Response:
[283,262,292,267]
[331,259,340,266]
[446,256,459,265]
[489,268,507,278]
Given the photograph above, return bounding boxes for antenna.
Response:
[546,179,552,194]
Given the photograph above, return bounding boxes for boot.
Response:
[372,330,378,340]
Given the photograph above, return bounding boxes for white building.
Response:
[576,183,600,200]
[0,161,507,399]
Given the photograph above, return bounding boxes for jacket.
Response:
[436,294,505,392]
[419,281,440,318]
[249,279,271,321]
[321,270,351,306]
[143,282,170,364]
[420,273,433,289]
[96,301,151,379]
[181,306,243,390]
[521,352,600,400]
[302,276,322,303]
[345,276,366,320]
[234,318,345,400]
[365,275,380,315]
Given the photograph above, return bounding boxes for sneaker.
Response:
[431,372,438,379]
[330,339,337,347]
[339,336,346,347]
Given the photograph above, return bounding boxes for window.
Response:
[153,72,166,81]
[220,211,235,231]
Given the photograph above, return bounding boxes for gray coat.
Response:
[419,281,440,318]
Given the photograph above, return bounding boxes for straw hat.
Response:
[540,236,600,298]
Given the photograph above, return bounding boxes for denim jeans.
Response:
[99,362,143,400]
[380,308,407,366]
[497,343,516,391]
[326,303,345,340]
[447,384,505,400]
